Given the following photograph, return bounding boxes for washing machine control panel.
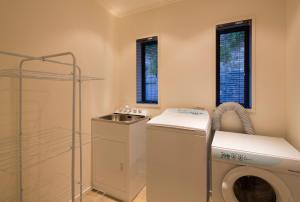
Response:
[166,108,206,116]
[220,151,249,162]
[213,148,282,167]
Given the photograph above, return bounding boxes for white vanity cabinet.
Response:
[92,116,148,202]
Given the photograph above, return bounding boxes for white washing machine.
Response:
[146,108,211,202]
[212,131,300,202]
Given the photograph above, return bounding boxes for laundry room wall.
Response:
[286,0,300,150]
[115,0,287,137]
[0,0,117,201]
[0,76,19,202]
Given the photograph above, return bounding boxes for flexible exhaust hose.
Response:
[212,102,255,135]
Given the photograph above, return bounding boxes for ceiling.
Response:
[97,0,183,17]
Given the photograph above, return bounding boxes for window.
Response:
[216,20,252,108]
[136,36,158,104]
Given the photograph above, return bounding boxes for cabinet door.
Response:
[93,138,126,191]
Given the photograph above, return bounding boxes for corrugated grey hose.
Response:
[212,102,255,135]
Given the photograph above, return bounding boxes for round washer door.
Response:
[222,166,293,202]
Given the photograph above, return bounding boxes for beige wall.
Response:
[1,0,299,200]
[0,0,117,115]
[116,0,287,137]
[0,0,117,201]
[0,78,19,202]
[286,0,300,150]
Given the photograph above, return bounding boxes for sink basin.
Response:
[96,114,146,124]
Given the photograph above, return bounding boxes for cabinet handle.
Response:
[120,163,124,171]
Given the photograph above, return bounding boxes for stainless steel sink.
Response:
[96,113,147,124]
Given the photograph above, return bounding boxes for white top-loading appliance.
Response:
[212,131,300,202]
[146,108,211,202]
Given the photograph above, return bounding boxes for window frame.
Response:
[136,36,158,105]
[216,20,252,109]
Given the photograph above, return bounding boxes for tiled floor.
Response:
[83,188,211,202]
[82,187,146,202]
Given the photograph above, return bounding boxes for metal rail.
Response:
[0,51,95,202]
[0,68,103,81]
[78,67,83,202]
[0,51,78,69]
[19,52,78,202]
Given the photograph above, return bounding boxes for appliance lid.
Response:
[147,108,210,132]
[212,131,300,171]
[212,131,300,161]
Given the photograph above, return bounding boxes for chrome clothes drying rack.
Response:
[0,51,103,202]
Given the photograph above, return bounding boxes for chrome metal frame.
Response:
[0,68,101,81]
[0,51,101,202]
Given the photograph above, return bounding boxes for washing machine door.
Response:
[222,166,293,202]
